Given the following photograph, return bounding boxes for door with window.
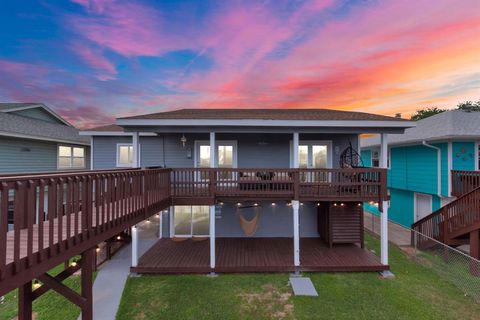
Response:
[195,141,237,181]
[294,141,331,182]
[173,206,210,237]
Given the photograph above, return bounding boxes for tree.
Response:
[457,100,480,112]
[410,107,446,121]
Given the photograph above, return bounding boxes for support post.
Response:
[81,248,94,320]
[131,225,138,267]
[380,133,391,276]
[132,132,140,168]
[209,132,216,168]
[292,200,300,267]
[209,205,216,271]
[292,132,299,169]
[470,229,479,276]
[18,281,33,320]
[159,212,163,239]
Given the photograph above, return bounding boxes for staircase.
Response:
[412,170,480,261]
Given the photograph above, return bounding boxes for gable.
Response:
[10,107,67,125]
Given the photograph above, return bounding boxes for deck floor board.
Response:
[132,238,387,273]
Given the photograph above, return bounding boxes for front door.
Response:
[415,193,432,221]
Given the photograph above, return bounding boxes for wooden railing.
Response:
[412,186,480,247]
[0,168,171,296]
[452,170,480,197]
[170,167,388,202]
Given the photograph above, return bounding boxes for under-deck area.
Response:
[131,237,387,274]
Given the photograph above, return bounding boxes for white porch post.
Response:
[132,132,140,168]
[131,225,138,267]
[380,133,389,266]
[292,132,300,267]
[209,132,216,271]
[158,211,163,239]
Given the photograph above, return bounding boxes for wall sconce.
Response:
[180,134,187,147]
[186,147,192,159]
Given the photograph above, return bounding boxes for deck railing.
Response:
[170,167,388,202]
[0,168,171,295]
[452,170,480,197]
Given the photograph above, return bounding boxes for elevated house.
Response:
[0,103,90,174]
[360,110,480,265]
[79,108,414,274]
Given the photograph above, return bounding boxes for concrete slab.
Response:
[78,218,160,320]
[289,277,318,296]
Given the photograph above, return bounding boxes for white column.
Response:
[209,205,216,269]
[159,212,163,239]
[292,132,299,168]
[292,200,300,267]
[131,225,138,267]
[380,133,389,266]
[209,132,216,168]
[132,132,140,168]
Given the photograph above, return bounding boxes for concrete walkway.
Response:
[364,211,411,247]
[78,218,160,320]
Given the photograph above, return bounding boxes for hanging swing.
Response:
[236,205,261,236]
[339,141,365,168]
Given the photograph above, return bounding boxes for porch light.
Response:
[96,246,100,253]
[70,261,77,267]
[271,202,276,206]
[180,134,187,147]
[300,202,304,206]
[116,235,122,240]
[340,203,345,206]
[219,201,224,205]
[146,219,151,223]
[156,213,160,217]
[316,203,320,206]
[32,280,41,289]
[333,203,337,206]
[357,203,362,207]
[237,202,242,207]
[254,203,258,206]
[287,202,292,206]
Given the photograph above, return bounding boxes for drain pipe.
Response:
[422,141,442,196]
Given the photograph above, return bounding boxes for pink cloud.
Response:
[71,42,117,80]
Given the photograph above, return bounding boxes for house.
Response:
[80,108,414,274]
[360,110,480,227]
[0,103,90,174]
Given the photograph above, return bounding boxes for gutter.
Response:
[422,141,442,196]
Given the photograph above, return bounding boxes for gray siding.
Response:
[0,136,90,174]
[11,107,65,125]
[93,133,358,169]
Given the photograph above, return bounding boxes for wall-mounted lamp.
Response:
[180,134,187,147]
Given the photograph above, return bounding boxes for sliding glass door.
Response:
[173,206,210,237]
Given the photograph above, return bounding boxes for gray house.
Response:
[81,108,414,274]
[0,103,90,174]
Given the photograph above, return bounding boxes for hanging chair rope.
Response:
[236,205,261,236]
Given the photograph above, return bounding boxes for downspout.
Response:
[422,141,442,196]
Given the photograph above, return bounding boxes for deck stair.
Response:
[412,170,480,262]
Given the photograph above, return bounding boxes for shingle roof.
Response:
[119,108,408,122]
[84,124,124,132]
[0,103,42,111]
[361,110,480,147]
[0,112,89,144]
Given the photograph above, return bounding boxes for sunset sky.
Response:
[0,0,479,128]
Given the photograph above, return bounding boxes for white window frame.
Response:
[194,140,238,168]
[116,143,141,168]
[57,145,86,170]
[289,140,333,168]
[475,141,479,171]
[171,205,210,237]
[371,149,380,168]
[413,192,433,222]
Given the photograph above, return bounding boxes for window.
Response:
[173,206,210,237]
[372,151,379,167]
[116,144,136,167]
[58,146,85,169]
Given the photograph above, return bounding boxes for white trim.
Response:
[194,140,238,168]
[0,130,90,146]
[380,133,389,266]
[57,144,87,170]
[447,142,453,196]
[169,207,173,238]
[116,118,416,128]
[116,143,141,168]
[413,192,433,222]
[292,133,299,169]
[79,131,157,136]
[159,212,163,239]
[131,225,138,267]
[289,140,333,168]
[90,137,94,170]
[210,205,215,269]
[475,141,479,171]
[1,104,73,127]
[171,205,211,237]
[292,200,300,267]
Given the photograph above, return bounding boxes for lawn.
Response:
[0,259,95,320]
[117,234,480,320]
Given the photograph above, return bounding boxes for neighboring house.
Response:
[81,108,414,273]
[0,103,90,174]
[360,110,480,227]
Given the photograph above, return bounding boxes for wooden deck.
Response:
[132,238,388,273]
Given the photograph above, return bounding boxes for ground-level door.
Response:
[172,205,210,237]
[414,193,432,221]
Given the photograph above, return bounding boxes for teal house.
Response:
[360,110,480,227]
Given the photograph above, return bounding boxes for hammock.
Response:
[236,205,261,236]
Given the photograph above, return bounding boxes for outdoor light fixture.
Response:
[333,203,337,206]
[70,261,77,267]
[32,280,41,289]
[300,202,304,206]
[219,201,224,205]
[180,134,187,147]
[271,202,276,206]
[116,235,122,240]
[237,202,242,206]
[146,219,151,223]
[340,203,345,206]
[287,202,292,206]
[357,203,362,206]
[254,203,258,206]
[316,203,320,207]
[96,246,100,252]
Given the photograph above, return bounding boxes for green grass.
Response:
[0,260,96,320]
[117,234,480,320]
